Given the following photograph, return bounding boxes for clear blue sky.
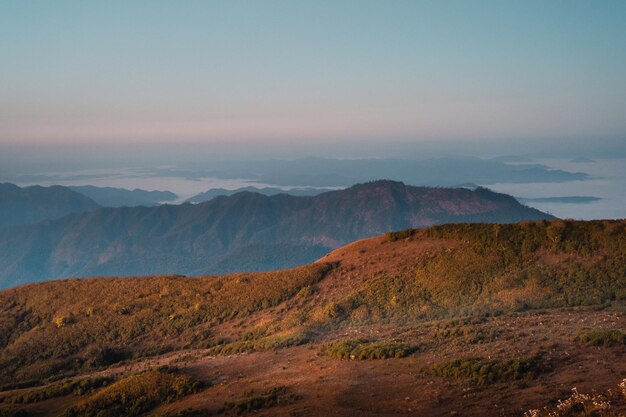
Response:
[1,0,625,150]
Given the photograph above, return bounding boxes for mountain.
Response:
[186,186,331,204]
[68,185,177,207]
[0,183,101,228]
[0,220,623,417]
[0,180,552,288]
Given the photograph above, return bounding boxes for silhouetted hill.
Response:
[69,185,177,207]
[0,183,101,228]
[0,180,552,288]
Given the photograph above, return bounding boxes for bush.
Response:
[61,369,201,417]
[322,340,417,360]
[208,331,309,355]
[220,386,299,415]
[576,329,626,347]
[4,377,112,404]
[53,315,75,328]
[386,229,416,242]
[432,319,498,344]
[432,355,551,384]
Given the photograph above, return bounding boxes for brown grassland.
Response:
[0,219,624,416]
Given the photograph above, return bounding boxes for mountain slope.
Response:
[0,180,552,288]
[0,183,101,228]
[0,220,623,417]
[69,185,177,207]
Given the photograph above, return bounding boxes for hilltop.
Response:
[0,219,624,416]
[0,180,551,288]
[0,183,101,228]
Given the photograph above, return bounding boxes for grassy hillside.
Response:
[0,219,624,416]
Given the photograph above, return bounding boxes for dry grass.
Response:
[0,263,333,384]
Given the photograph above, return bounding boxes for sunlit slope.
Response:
[0,219,623,387]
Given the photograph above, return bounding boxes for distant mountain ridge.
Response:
[0,182,101,228]
[186,186,331,204]
[0,180,553,288]
[69,185,177,207]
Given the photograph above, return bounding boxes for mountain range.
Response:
[0,180,552,288]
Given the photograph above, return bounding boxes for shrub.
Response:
[576,329,626,347]
[208,331,309,355]
[322,340,417,360]
[61,369,201,417]
[386,229,416,242]
[53,315,74,328]
[5,377,112,404]
[432,319,498,344]
[432,355,551,385]
[220,386,299,415]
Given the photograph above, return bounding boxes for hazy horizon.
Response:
[2,1,626,152]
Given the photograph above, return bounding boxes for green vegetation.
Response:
[219,386,299,415]
[61,369,201,417]
[432,319,499,344]
[576,329,626,347]
[386,229,416,242]
[208,330,309,355]
[321,340,416,360]
[432,356,551,384]
[1,377,112,404]
[315,220,625,325]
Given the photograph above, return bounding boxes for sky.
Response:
[1,0,626,153]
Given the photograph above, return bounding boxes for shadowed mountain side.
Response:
[0,183,101,228]
[0,181,552,288]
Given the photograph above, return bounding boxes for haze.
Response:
[1,0,626,151]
